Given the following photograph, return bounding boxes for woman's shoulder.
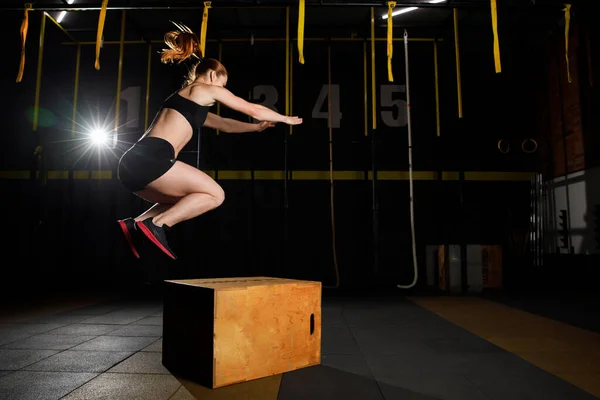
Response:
[185,84,217,107]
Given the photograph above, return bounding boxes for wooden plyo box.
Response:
[162,277,322,388]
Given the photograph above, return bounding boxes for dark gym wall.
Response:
[0,4,584,298]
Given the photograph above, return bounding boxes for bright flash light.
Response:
[382,7,418,19]
[90,129,109,145]
[57,1,74,23]
[382,0,445,19]
[57,11,67,23]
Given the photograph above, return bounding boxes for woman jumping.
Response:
[116,23,302,260]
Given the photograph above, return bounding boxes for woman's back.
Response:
[146,84,214,156]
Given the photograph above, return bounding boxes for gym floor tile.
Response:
[4,294,599,400]
[170,375,282,400]
[342,309,418,328]
[0,331,32,347]
[0,349,59,370]
[484,336,579,352]
[46,323,119,336]
[410,296,600,398]
[57,305,122,316]
[343,309,461,332]
[320,354,374,378]
[363,352,459,375]
[108,304,162,314]
[23,350,133,373]
[321,306,345,327]
[79,313,146,325]
[559,374,600,399]
[372,373,491,400]
[421,336,504,354]
[515,350,600,375]
[447,352,548,376]
[60,372,181,399]
[0,323,65,335]
[168,386,197,400]
[24,314,92,325]
[141,338,162,352]
[108,324,163,337]
[465,369,599,400]
[278,364,384,400]
[70,336,159,352]
[485,295,600,334]
[132,316,163,326]
[321,324,361,355]
[2,334,96,350]
[350,328,436,356]
[0,370,97,400]
[107,352,169,374]
[0,297,110,324]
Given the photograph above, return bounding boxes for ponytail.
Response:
[160,22,228,87]
[160,22,201,64]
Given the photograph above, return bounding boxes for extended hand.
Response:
[256,121,276,131]
[284,116,303,125]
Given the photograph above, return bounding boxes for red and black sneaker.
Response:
[136,219,177,260]
[117,218,140,258]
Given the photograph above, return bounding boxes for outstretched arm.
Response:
[204,112,276,133]
[208,86,302,126]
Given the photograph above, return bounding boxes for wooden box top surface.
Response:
[165,276,321,290]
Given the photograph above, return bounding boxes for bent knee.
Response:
[211,186,225,207]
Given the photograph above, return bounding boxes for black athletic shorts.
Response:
[117,137,176,192]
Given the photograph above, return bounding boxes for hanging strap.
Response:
[298,0,305,64]
[16,3,32,83]
[95,0,109,70]
[563,3,572,83]
[387,1,396,82]
[200,1,212,58]
[491,0,501,73]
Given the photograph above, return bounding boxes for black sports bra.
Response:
[162,92,210,132]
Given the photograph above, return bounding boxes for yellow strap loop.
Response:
[16,3,32,83]
[563,4,572,83]
[490,0,501,73]
[387,1,396,82]
[95,0,109,70]
[297,0,305,64]
[200,1,211,58]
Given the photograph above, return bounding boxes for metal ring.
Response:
[521,138,538,153]
[497,139,510,153]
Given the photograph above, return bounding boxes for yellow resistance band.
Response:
[491,0,501,73]
[387,1,396,82]
[95,0,108,70]
[16,3,32,83]
[298,0,305,64]
[200,1,211,57]
[564,3,572,83]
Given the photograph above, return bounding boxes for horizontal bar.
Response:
[62,37,439,45]
[3,6,286,11]
[0,170,537,182]
[1,1,499,12]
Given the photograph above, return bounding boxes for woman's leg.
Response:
[134,203,172,222]
[131,160,224,259]
[133,193,180,223]
[135,160,224,228]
